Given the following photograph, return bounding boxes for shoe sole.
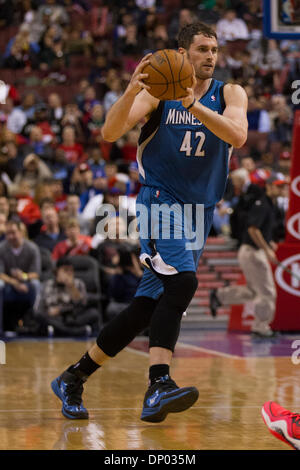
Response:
[51,379,89,420]
[261,406,300,450]
[141,387,199,423]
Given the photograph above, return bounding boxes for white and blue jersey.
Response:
[137,78,230,207]
[135,78,231,299]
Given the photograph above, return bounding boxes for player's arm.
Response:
[101,54,159,142]
[182,82,248,148]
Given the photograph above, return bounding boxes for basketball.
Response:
[143,49,194,101]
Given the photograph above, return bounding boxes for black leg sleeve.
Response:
[149,271,198,352]
[96,296,158,357]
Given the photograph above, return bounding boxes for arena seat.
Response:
[67,255,102,311]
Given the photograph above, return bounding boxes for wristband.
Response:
[22,272,28,281]
[186,98,196,110]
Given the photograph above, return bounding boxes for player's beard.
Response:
[195,64,215,80]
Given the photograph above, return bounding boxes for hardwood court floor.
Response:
[0,332,300,450]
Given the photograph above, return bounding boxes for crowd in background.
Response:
[0,0,297,336]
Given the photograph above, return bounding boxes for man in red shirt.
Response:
[58,126,85,164]
[52,218,92,261]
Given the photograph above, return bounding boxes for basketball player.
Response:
[51,22,248,422]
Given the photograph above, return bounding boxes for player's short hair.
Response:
[178,22,217,50]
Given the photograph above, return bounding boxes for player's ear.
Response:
[178,47,187,56]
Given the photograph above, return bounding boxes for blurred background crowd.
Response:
[0,0,297,336]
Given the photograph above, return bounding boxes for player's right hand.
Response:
[125,53,152,96]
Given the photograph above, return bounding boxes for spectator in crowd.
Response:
[14,92,37,123]
[83,103,104,144]
[3,23,40,69]
[34,205,66,253]
[0,144,19,183]
[246,92,271,156]
[216,8,249,43]
[120,127,139,163]
[38,196,56,213]
[65,19,93,56]
[168,8,198,46]
[38,0,69,26]
[269,106,293,146]
[22,125,54,162]
[0,177,8,198]
[251,38,283,78]
[89,54,109,85]
[212,199,232,237]
[70,162,107,212]
[0,196,10,220]
[69,162,94,197]
[7,195,20,220]
[0,219,41,332]
[38,24,66,70]
[32,103,55,144]
[104,161,118,185]
[278,146,292,177]
[91,215,131,319]
[34,182,55,208]
[57,125,85,165]
[106,244,143,321]
[128,161,141,197]
[66,193,91,235]
[247,94,271,134]
[80,86,100,115]
[5,97,27,134]
[0,212,7,241]
[36,257,99,337]
[48,92,64,129]
[74,79,90,109]
[48,178,67,211]
[12,179,41,227]
[103,79,123,115]
[213,49,233,82]
[241,156,270,188]
[52,218,92,261]
[49,147,71,183]
[86,145,105,178]
[3,140,24,177]
[11,153,53,195]
[60,102,84,142]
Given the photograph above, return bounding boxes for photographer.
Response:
[37,257,99,336]
[106,245,143,321]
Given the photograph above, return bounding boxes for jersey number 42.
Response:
[180,131,205,157]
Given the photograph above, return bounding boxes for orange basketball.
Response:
[143,49,194,101]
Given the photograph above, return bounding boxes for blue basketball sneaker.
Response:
[51,369,89,420]
[141,375,199,423]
